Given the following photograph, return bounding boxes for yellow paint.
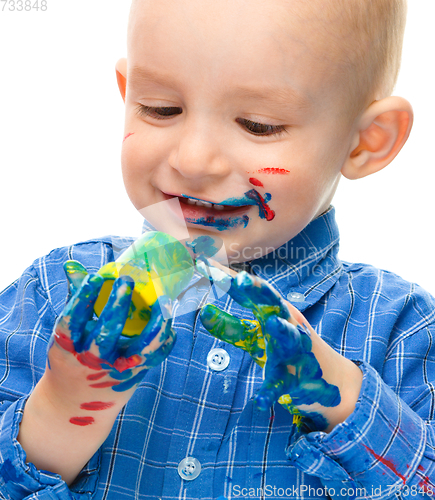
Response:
[94,232,194,336]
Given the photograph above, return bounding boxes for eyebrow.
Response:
[129,66,311,109]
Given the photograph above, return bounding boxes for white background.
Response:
[0,1,434,293]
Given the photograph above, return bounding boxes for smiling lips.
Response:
[179,195,248,213]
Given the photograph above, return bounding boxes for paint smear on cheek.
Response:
[249,177,264,187]
[69,416,95,426]
[80,401,115,411]
[256,168,290,175]
[123,132,135,143]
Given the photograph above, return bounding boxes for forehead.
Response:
[128,0,349,108]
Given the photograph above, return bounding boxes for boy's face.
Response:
[121,0,356,262]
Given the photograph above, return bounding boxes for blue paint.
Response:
[0,459,29,497]
[94,277,134,363]
[53,261,177,394]
[185,214,249,231]
[111,369,148,392]
[62,273,105,352]
[181,188,275,226]
[186,235,221,258]
[200,268,340,431]
[221,189,275,221]
[64,260,88,298]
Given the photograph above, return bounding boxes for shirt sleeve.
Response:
[285,360,435,499]
[0,261,100,499]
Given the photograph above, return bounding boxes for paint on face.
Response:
[200,268,340,431]
[185,214,249,231]
[69,416,95,426]
[256,168,290,175]
[249,177,264,187]
[221,189,275,222]
[123,132,135,143]
[181,188,275,227]
[80,401,115,411]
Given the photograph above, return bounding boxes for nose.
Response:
[168,117,231,179]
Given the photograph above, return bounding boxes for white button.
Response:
[207,348,230,371]
[287,292,305,302]
[178,457,201,480]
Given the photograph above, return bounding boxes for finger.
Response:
[92,276,134,363]
[254,362,294,411]
[264,315,310,365]
[140,318,176,369]
[196,259,290,321]
[125,296,173,357]
[200,304,266,366]
[231,272,290,321]
[56,273,105,348]
[64,260,89,297]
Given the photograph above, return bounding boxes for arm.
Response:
[199,263,435,498]
[0,258,175,497]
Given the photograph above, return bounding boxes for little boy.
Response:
[1,0,434,499]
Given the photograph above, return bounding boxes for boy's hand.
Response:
[47,260,175,406]
[19,260,175,484]
[199,263,362,432]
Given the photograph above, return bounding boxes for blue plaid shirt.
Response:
[1,206,435,500]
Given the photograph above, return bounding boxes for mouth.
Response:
[162,192,252,231]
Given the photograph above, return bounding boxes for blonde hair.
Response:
[129,0,407,118]
[302,0,408,117]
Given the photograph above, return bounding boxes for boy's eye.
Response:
[136,105,182,120]
[136,105,286,137]
[236,118,286,137]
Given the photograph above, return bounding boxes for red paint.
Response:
[417,465,435,493]
[89,381,121,389]
[249,177,264,187]
[123,132,134,143]
[363,445,406,484]
[113,354,142,372]
[69,416,95,426]
[257,168,290,175]
[246,190,275,222]
[87,371,109,381]
[55,332,76,354]
[55,333,103,371]
[80,401,115,411]
[76,351,103,371]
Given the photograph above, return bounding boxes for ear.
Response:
[341,96,413,180]
[115,58,128,103]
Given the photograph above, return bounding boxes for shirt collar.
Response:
[248,205,342,312]
[142,205,342,312]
